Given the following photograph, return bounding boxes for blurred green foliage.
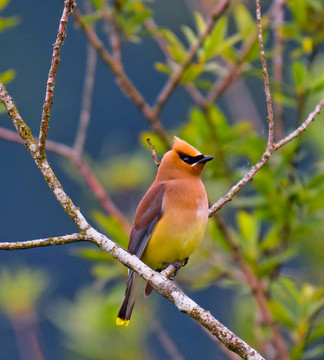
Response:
[49,286,149,360]
[0,268,47,317]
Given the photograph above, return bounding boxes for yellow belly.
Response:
[141,209,208,270]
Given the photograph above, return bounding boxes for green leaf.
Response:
[308,72,324,94]
[0,69,15,84]
[307,321,324,343]
[0,0,9,11]
[293,61,308,93]
[90,0,103,10]
[0,268,47,316]
[203,16,228,60]
[233,3,255,34]
[308,173,324,189]
[181,25,198,47]
[237,211,259,261]
[260,225,281,252]
[237,211,256,241]
[181,64,204,83]
[81,13,101,25]
[154,62,172,75]
[194,12,206,34]
[140,131,169,154]
[258,249,296,278]
[289,0,307,26]
[303,344,324,359]
[208,218,233,253]
[268,300,296,328]
[160,29,187,63]
[92,264,124,283]
[273,91,296,108]
[74,247,112,262]
[92,212,129,248]
[0,15,19,32]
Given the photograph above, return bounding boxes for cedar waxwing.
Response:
[116,137,213,326]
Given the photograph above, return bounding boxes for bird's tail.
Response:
[116,270,142,326]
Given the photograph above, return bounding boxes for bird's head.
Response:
[156,137,213,180]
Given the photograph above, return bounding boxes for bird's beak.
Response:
[195,155,214,164]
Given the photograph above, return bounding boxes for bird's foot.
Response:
[163,258,189,278]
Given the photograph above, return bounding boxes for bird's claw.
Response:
[163,258,189,278]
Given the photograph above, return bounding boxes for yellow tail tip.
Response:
[116,317,130,327]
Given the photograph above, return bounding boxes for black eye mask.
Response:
[178,152,213,165]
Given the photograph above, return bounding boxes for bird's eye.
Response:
[178,152,191,164]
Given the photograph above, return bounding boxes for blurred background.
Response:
[1,0,324,359]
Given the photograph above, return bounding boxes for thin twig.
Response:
[146,137,160,167]
[101,5,122,64]
[38,0,75,155]
[74,40,97,156]
[256,0,274,150]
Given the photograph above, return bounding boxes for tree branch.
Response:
[38,0,75,155]
[0,233,91,250]
[256,0,274,150]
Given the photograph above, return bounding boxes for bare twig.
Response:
[101,5,122,64]
[11,314,44,360]
[256,0,274,150]
[146,137,160,167]
[74,41,97,156]
[38,0,75,155]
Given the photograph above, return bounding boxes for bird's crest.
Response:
[172,136,201,157]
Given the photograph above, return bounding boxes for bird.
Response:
[116,136,213,326]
